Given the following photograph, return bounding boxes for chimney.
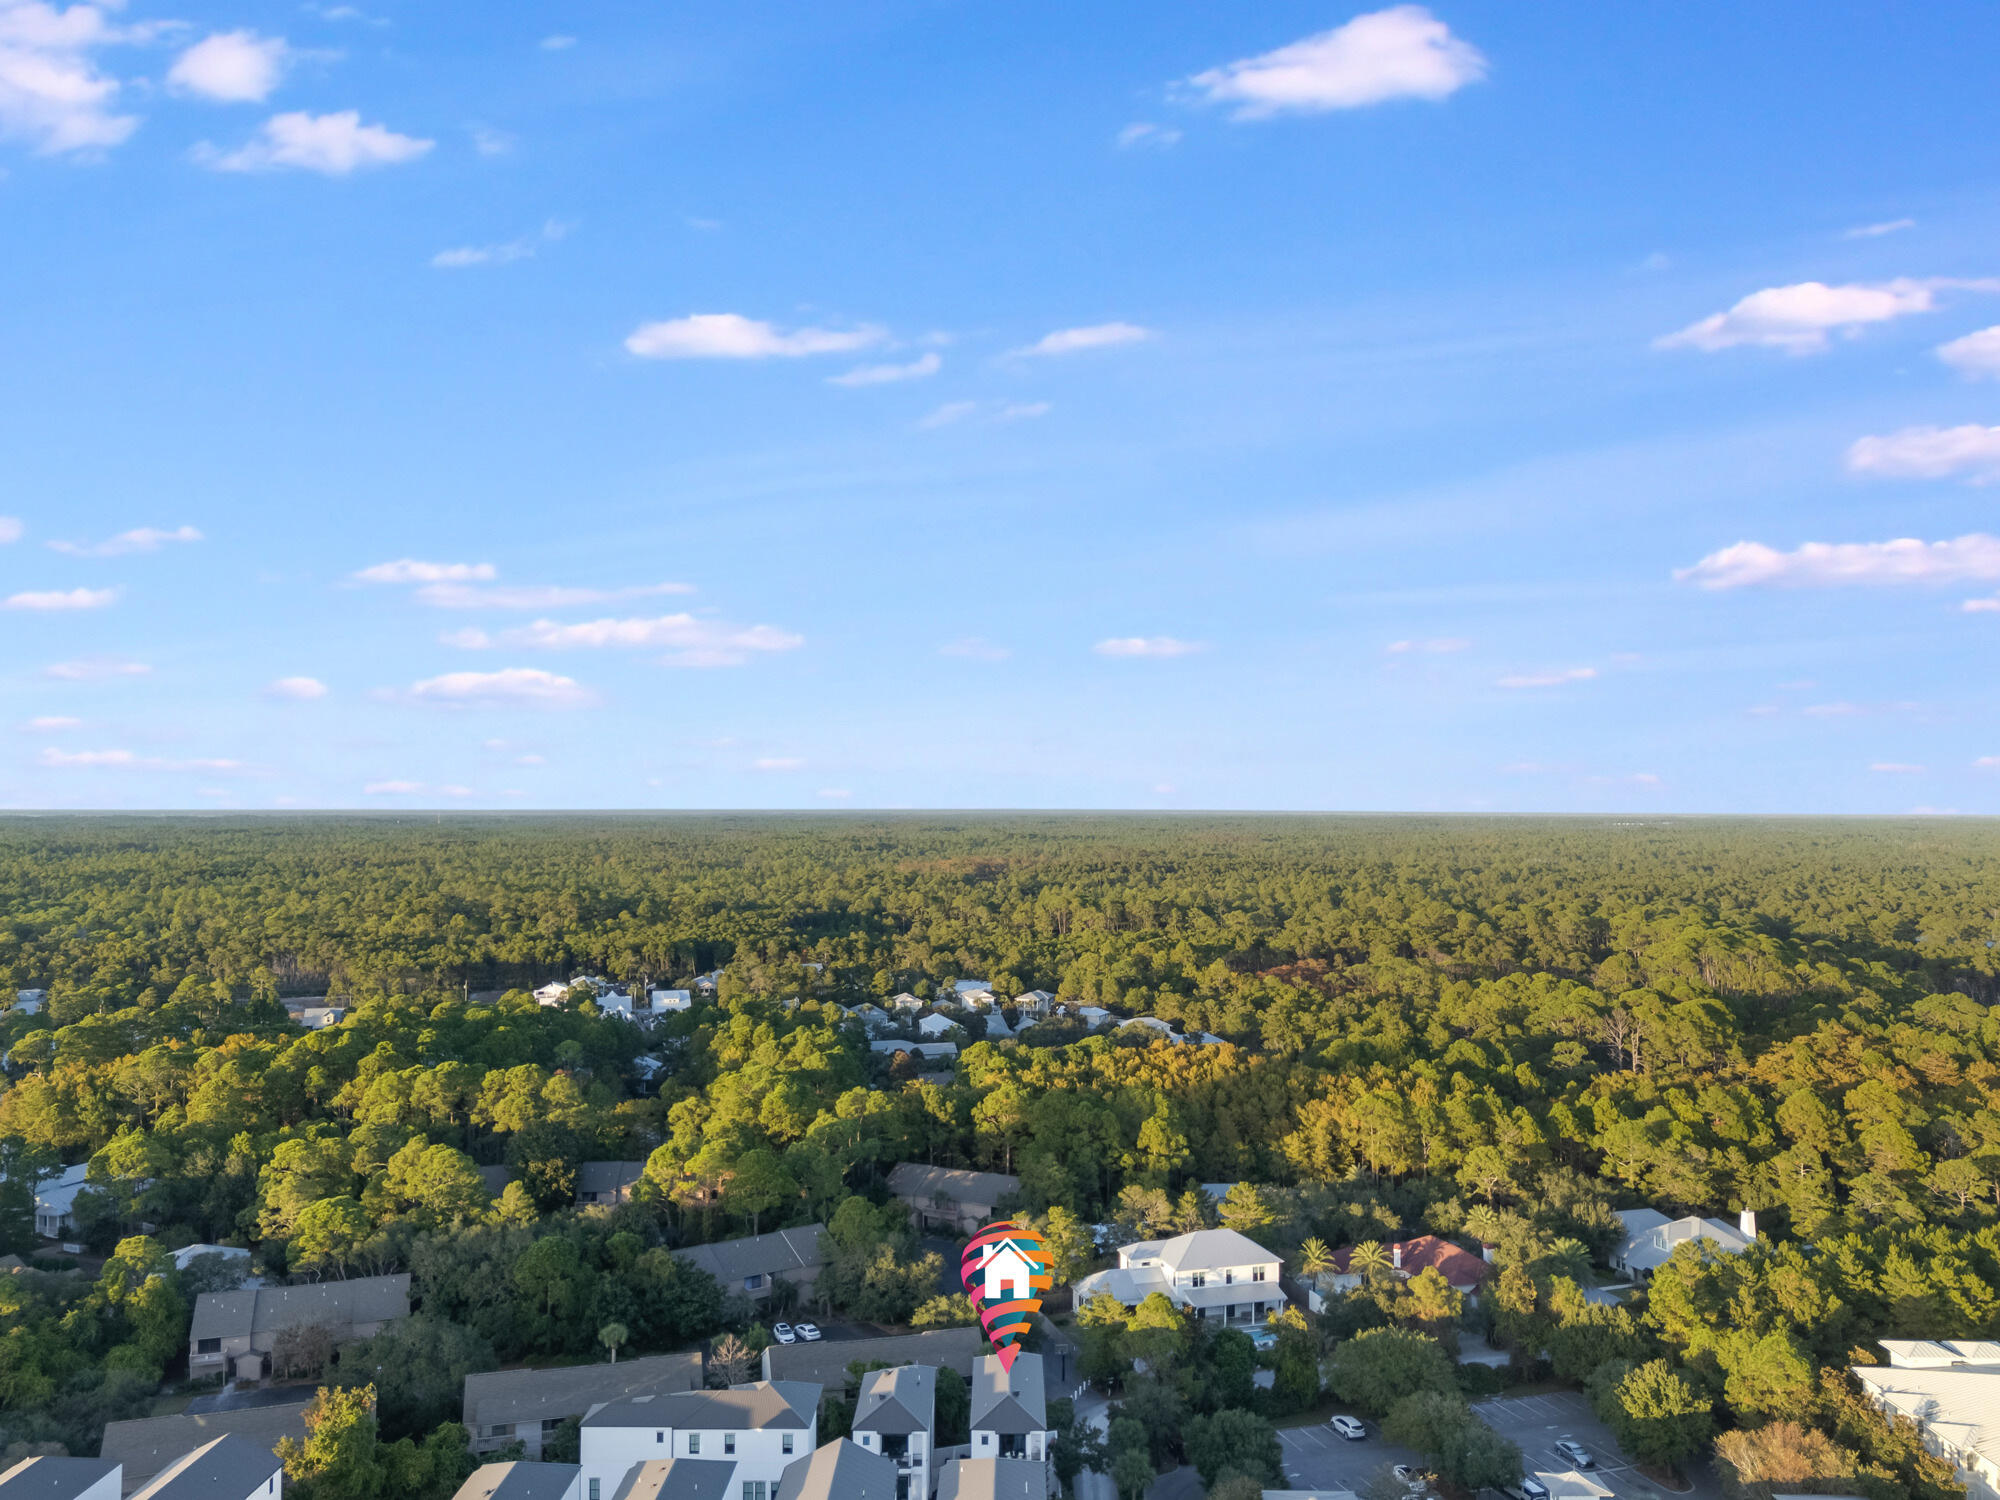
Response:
[1481,1243,1496,1263]
[1739,1208,1758,1241]
[1392,1243,1403,1270]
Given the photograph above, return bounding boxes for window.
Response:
[542,1419,564,1433]
[745,1273,768,1290]
[486,1426,510,1439]
[1189,1273,1205,1288]
[197,1338,222,1354]
[1252,1267,1266,1282]
[783,1434,795,1455]
[590,1484,601,1500]
[744,1485,768,1500]
[1223,1270,1234,1285]
[724,1434,736,1455]
[980,1435,991,1448]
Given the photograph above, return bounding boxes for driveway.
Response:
[1277,1421,1426,1493]
[1470,1392,1718,1500]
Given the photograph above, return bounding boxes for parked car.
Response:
[1329,1415,1367,1441]
[772,1322,797,1344]
[1391,1465,1431,1491]
[1554,1441,1595,1469]
[794,1322,823,1342]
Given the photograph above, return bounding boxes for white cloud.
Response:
[354,559,497,584]
[456,613,804,668]
[1117,121,1181,149]
[1015,322,1152,357]
[515,753,544,766]
[438,784,473,797]
[1186,6,1486,119]
[827,352,940,387]
[1655,278,1999,354]
[200,110,433,174]
[625,313,884,360]
[24,715,80,730]
[469,125,512,156]
[41,747,244,772]
[1385,637,1470,654]
[818,787,852,800]
[1977,757,2000,769]
[1847,425,2000,483]
[939,637,1011,661]
[1496,666,1597,688]
[1802,702,1865,718]
[406,667,598,710]
[918,401,979,430]
[0,0,141,155]
[4,586,116,610]
[1676,533,2000,589]
[1870,762,1925,773]
[168,31,289,103]
[1938,326,2000,378]
[44,656,147,680]
[265,675,327,700]
[1094,636,1204,659]
[364,779,423,795]
[49,524,201,557]
[1843,217,1916,240]
[431,220,567,270]
[539,34,575,50]
[753,757,804,772]
[0,518,21,543]
[415,581,694,610]
[998,401,1051,422]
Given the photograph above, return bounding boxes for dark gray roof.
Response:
[971,1354,1046,1435]
[452,1462,583,1500]
[101,1399,311,1485]
[763,1328,985,1392]
[188,1273,410,1343]
[936,1459,1048,1500]
[613,1459,738,1500]
[776,1442,898,1500]
[464,1353,703,1429]
[478,1165,516,1199]
[885,1164,1019,1209]
[675,1227,826,1284]
[577,1162,646,1198]
[0,1456,120,1500]
[853,1366,935,1437]
[129,1434,281,1500]
[583,1382,818,1432]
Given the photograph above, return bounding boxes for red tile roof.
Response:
[1330,1235,1490,1287]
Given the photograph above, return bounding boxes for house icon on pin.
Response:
[971,1238,1039,1303]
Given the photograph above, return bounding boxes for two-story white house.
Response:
[969,1354,1053,1487]
[578,1382,820,1500]
[650,990,693,1015]
[1072,1227,1285,1327]
[1855,1343,2000,1500]
[850,1365,935,1500]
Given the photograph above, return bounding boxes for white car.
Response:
[1329,1415,1367,1441]
[1554,1442,1595,1470]
[771,1322,797,1344]
[794,1322,823,1342]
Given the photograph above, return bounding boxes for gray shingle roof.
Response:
[463,1353,703,1431]
[675,1227,826,1285]
[583,1382,819,1433]
[0,1456,121,1500]
[576,1162,646,1198]
[885,1164,1019,1210]
[129,1434,281,1500]
[188,1273,410,1343]
[451,1462,584,1500]
[776,1442,898,1500]
[100,1398,311,1486]
[971,1354,1046,1436]
[853,1366,935,1437]
[613,1459,738,1500]
[762,1327,986,1391]
[936,1458,1048,1500]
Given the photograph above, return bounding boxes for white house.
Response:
[889,994,924,1014]
[1074,1007,1111,1030]
[850,1365,935,1500]
[596,992,636,1021]
[695,970,724,993]
[11,989,45,1015]
[916,1014,958,1040]
[650,990,693,1014]
[297,1007,346,1030]
[0,1456,121,1500]
[956,991,997,1012]
[33,1163,91,1240]
[1073,1227,1285,1327]
[969,1354,1054,1477]
[129,1434,282,1500]
[170,1243,251,1275]
[578,1381,819,1500]
[534,983,572,1006]
[1012,992,1055,1017]
[1610,1208,1756,1280]
[950,980,991,1003]
[1856,1349,2000,1500]
[1879,1340,2000,1369]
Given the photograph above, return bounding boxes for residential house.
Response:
[850,1366,934,1500]
[650,990,693,1015]
[676,1227,826,1304]
[0,1457,120,1500]
[889,994,924,1014]
[465,1353,704,1459]
[885,1164,1020,1236]
[597,992,637,1021]
[101,1399,311,1493]
[936,1460,1048,1500]
[1855,1350,2000,1500]
[948,981,991,1004]
[1073,1008,1110,1030]
[1610,1208,1756,1280]
[604,1460,734,1500]
[1880,1341,2000,1368]
[869,1041,957,1064]
[1121,1017,1183,1043]
[1329,1237,1491,1296]
[762,1329,985,1392]
[969,1353,1054,1480]
[188,1274,410,1381]
[1011,992,1055,1017]
[535,983,574,1005]
[1074,1227,1285,1327]
[844,1006,893,1035]
[576,1162,647,1209]
[694,971,724,995]
[170,1244,250,1275]
[776,1443,897,1500]
[955,991,997,1012]
[578,1382,820,1500]
[129,1436,281,1500]
[33,1163,91,1240]
[451,1463,584,1500]
[915,1014,957,1040]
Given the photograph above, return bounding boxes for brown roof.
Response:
[1332,1235,1489,1286]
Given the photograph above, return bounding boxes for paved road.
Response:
[1277,1420,1426,1494]
[1471,1392,1718,1500]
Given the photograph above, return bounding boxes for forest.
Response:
[2,813,1998,1500]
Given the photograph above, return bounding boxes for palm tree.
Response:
[1349,1239,1392,1283]
[1546,1237,1591,1283]
[1462,1205,1504,1250]
[1299,1236,1335,1284]
[598,1321,629,1364]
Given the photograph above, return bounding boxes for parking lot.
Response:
[1277,1419,1426,1494]
[1469,1391,1716,1500]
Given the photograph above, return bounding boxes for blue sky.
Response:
[4,0,2000,812]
